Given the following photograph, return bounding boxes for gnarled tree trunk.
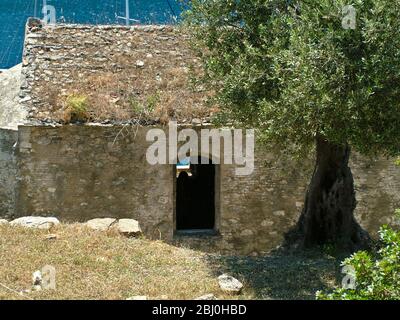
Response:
[287,136,371,252]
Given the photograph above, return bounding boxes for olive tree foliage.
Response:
[182,0,400,156]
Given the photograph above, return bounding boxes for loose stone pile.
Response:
[86,218,143,237]
[0,216,142,238]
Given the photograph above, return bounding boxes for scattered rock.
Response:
[0,219,9,225]
[117,219,142,237]
[10,217,60,230]
[195,294,217,300]
[86,218,116,231]
[126,296,147,300]
[32,270,42,291]
[19,289,31,296]
[218,274,243,295]
[44,234,58,241]
[135,60,145,68]
[192,118,202,125]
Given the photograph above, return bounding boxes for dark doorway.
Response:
[176,157,215,231]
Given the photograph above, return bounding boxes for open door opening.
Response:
[176,156,215,232]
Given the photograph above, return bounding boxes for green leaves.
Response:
[395,209,400,220]
[183,0,400,156]
[317,222,400,300]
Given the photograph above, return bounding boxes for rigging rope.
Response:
[165,0,177,18]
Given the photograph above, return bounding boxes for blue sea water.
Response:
[0,0,182,69]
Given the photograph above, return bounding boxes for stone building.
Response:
[0,18,399,255]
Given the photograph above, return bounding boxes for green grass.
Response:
[64,94,90,122]
[0,224,339,300]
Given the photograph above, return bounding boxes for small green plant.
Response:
[129,96,144,115]
[65,94,90,122]
[146,92,160,113]
[129,92,160,117]
[317,217,400,300]
[395,209,400,221]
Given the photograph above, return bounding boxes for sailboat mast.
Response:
[125,0,130,26]
[116,0,139,25]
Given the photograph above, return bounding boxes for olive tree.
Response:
[183,0,400,251]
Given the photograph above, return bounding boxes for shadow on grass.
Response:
[205,250,343,300]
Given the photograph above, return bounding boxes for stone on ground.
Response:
[0,219,9,225]
[195,294,217,300]
[218,274,243,295]
[86,218,116,231]
[32,270,42,291]
[126,296,147,300]
[10,216,60,230]
[44,234,58,241]
[117,219,142,237]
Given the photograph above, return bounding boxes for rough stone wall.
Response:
[0,64,27,130]
[175,149,313,255]
[20,20,208,124]
[0,129,18,218]
[16,125,174,239]
[2,20,396,255]
[351,154,400,234]
[177,150,400,255]
[219,151,312,254]
[14,125,400,255]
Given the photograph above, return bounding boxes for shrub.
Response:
[129,96,144,115]
[396,209,400,220]
[146,92,160,113]
[129,92,160,118]
[317,223,400,300]
[63,94,90,123]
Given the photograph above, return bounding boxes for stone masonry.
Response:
[0,20,399,255]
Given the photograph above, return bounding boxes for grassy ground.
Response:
[0,224,340,300]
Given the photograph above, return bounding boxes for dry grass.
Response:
[39,49,216,124]
[25,26,221,124]
[53,63,214,124]
[0,224,338,300]
[64,61,212,124]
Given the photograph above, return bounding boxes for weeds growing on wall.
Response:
[63,94,90,122]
